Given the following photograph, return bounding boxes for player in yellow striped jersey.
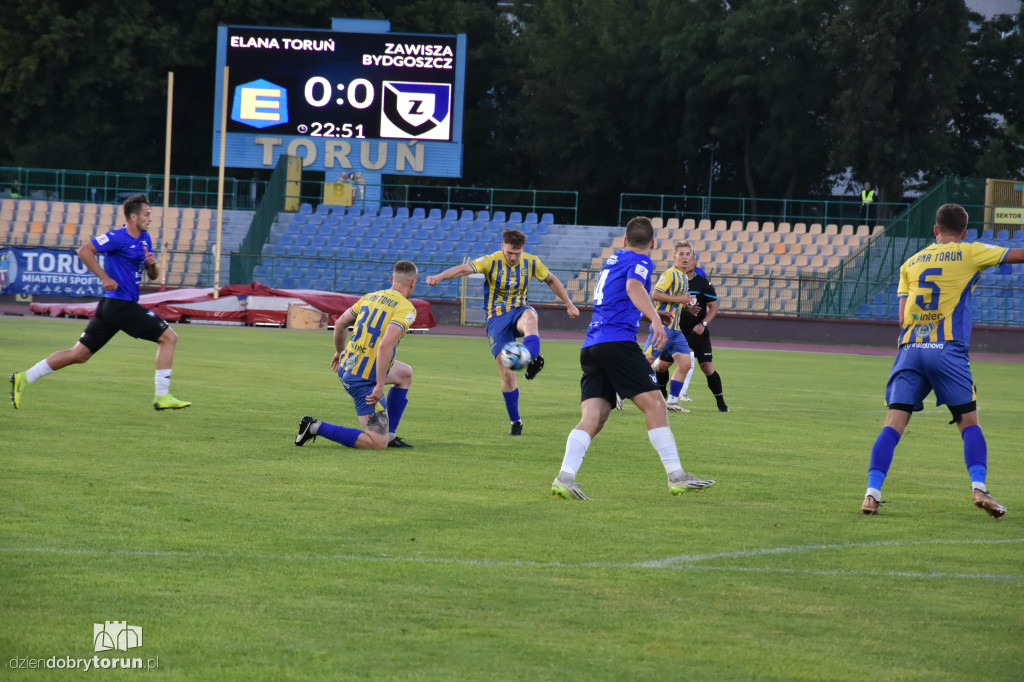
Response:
[294,261,419,450]
[426,228,579,435]
[861,204,1024,518]
[643,242,695,412]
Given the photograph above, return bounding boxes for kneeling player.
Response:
[295,261,418,450]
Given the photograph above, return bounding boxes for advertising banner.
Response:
[0,247,105,297]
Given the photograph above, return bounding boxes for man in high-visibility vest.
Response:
[861,182,876,223]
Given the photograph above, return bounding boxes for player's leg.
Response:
[632,389,714,493]
[126,306,190,410]
[642,330,670,397]
[384,361,413,448]
[487,313,524,434]
[951,409,1005,518]
[10,309,115,408]
[553,345,614,500]
[663,333,692,411]
[297,377,389,450]
[679,351,696,401]
[515,307,545,380]
[863,348,927,514]
[932,344,1005,517]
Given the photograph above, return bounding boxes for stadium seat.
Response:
[427,208,442,220]
[540,213,554,225]
[412,207,426,220]
[981,229,994,240]
[524,212,539,224]
[299,203,313,214]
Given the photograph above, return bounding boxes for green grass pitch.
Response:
[2,317,1022,680]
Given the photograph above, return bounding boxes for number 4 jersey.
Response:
[339,287,417,381]
[897,240,1008,346]
[583,249,654,348]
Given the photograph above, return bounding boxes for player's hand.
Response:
[657,310,674,326]
[142,243,157,266]
[566,302,580,318]
[101,275,118,291]
[365,385,384,405]
[693,322,706,336]
[425,275,440,286]
[330,351,342,373]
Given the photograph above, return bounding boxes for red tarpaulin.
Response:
[28,282,437,329]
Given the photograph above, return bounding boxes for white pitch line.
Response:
[2,537,1022,581]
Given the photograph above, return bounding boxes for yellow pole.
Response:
[159,71,174,291]
[214,65,229,298]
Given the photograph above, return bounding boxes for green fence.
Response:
[0,166,255,210]
[809,176,990,318]
[619,192,910,228]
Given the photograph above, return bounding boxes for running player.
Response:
[644,241,694,412]
[551,217,715,500]
[10,194,190,410]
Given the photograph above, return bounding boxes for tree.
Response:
[825,0,971,204]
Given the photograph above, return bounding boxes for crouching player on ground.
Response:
[295,260,418,450]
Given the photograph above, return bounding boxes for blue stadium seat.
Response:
[315,204,330,216]
[444,209,458,221]
[326,235,342,249]
[280,234,297,246]
[965,228,978,241]
[427,208,442,220]
[299,203,313,214]
[493,211,507,223]
[396,207,410,219]
[412,207,426,220]
[981,229,994,240]
[525,212,539,224]
[460,210,474,221]
[350,224,368,238]
[540,213,554,224]
[509,211,523,224]
[379,206,394,219]
[477,210,490,222]
[997,229,1010,241]
[295,235,313,247]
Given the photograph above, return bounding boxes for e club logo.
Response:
[231,79,288,129]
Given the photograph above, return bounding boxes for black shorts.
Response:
[683,329,713,364]
[79,298,169,353]
[580,341,661,403]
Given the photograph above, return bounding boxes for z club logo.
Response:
[380,82,451,140]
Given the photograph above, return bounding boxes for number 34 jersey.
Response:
[897,240,1008,346]
[339,288,417,382]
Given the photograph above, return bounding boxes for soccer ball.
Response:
[499,341,532,370]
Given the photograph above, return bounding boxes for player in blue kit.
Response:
[551,217,715,500]
[426,229,579,436]
[295,260,419,450]
[861,204,1024,518]
[10,195,190,410]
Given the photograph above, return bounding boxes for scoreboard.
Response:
[213,24,466,176]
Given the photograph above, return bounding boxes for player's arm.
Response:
[1003,248,1024,264]
[626,278,667,350]
[331,307,357,372]
[425,263,475,286]
[143,242,159,280]
[368,323,404,405]
[543,273,580,318]
[76,241,117,291]
[898,297,907,327]
[693,299,719,335]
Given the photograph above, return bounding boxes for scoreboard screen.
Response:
[213,24,465,176]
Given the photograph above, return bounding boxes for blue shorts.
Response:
[885,342,975,410]
[485,306,533,357]
[643,328,691,360]
[341,372,388,417]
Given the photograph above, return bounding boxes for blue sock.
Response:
[503,389,521,422]
[867,426,901,492]
[669,380,684,398]
[961,424,987,485]
[523,335,540,360]
[387,387,409,434]
[317,421,362,448]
